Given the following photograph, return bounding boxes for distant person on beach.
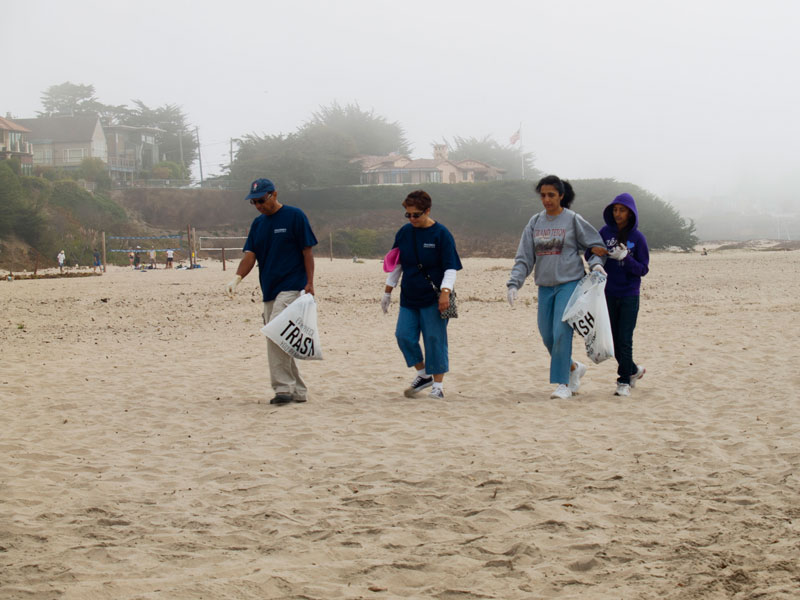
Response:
[507,175,606,400]
[226,178,318,405]
[701,247,708,256]
[166,249,174,268]
[133,248,141,270]
[57,250,65,274]
[589,193,650,397]
[93,249,101,273]
[149,249,157,269]
[381,190,462,400]
[128,250,135,268]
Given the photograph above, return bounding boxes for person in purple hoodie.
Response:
[591,193,650,397]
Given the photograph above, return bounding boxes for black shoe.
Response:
[404,375,433,397]
[269,393,293,405]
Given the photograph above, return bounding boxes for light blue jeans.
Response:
[537,280,579,384]
[395,304,449,375]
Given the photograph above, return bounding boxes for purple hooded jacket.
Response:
[596,193,650,296]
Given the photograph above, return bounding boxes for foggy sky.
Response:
[5,0,800,215]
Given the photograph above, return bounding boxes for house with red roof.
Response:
[355,144,506,185]
[0,116,34,174]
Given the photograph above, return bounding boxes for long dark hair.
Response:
[535,175,575,208]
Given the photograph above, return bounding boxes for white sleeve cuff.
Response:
[440,269,457,290]
[385,264,402,288]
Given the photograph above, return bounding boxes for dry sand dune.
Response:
[2,249,799,599]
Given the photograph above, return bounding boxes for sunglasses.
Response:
[404,211,424,219]
[250,193,271,205]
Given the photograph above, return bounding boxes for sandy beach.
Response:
[2,249,799,599]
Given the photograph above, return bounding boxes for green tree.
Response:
[78,157,112,192]
[95,103,132,126]
[0,162,45,246]
[4,156,21,175]
[231,132,352,191]
[446,135,537,180]
[301,102,411,156]
[20,176,51,211]
[153,161,187,179]
[571,179,698,250]
[39,82,104,117]
[228,102,404,190]
[35,166,70,181]
[125,100,197,174]
[296,126,362,188]
[0,162,24,237]
[267,179,697,255]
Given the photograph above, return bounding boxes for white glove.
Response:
[507,287,518,307]
[226,275,242,297]
[380,292,392,314]
[591,264,607,276]
[607,243,629,261]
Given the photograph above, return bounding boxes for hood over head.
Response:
[603,193,639,231]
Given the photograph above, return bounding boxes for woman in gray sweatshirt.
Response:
[507,175,606,399]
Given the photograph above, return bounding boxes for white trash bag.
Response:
[561,271,614,364]
[261,292,323,360]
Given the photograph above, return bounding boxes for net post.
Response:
[186,225,192,267]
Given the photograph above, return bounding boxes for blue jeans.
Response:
[537,280,579,384]
[606,295,640,384]
[395,304,449,375]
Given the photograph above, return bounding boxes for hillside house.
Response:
[0,116,34,174]
[355,144,506,185]
[104,124,163,184]
[14,115,107,170]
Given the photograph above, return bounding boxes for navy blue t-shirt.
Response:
[393,222,462,309]
[243,205,318,302]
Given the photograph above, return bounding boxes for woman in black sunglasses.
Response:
[381,190,462,400]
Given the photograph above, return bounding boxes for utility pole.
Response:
[195,126,204,184]
[229,138,234,188]
[178,130,184,169]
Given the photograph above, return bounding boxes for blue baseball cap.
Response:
[245,178,276,200]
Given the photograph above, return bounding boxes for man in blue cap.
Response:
[226,178,318,405]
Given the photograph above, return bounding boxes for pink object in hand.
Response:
[383,247,400,273]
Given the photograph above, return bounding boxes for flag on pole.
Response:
[510,128,521,144]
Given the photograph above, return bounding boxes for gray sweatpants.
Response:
[263,290,307,400]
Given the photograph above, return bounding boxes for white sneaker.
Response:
[428,387,444,399]
[630,365,645,388]
[550,384,572,399]
[568,361,587,393]
[615,383,631,397]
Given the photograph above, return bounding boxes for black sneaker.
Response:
[269,393,293,405]
[404,375,433,397]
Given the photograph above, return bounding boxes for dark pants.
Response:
[606,295,639,384]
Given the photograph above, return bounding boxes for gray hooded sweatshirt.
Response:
[507,208,605,289]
